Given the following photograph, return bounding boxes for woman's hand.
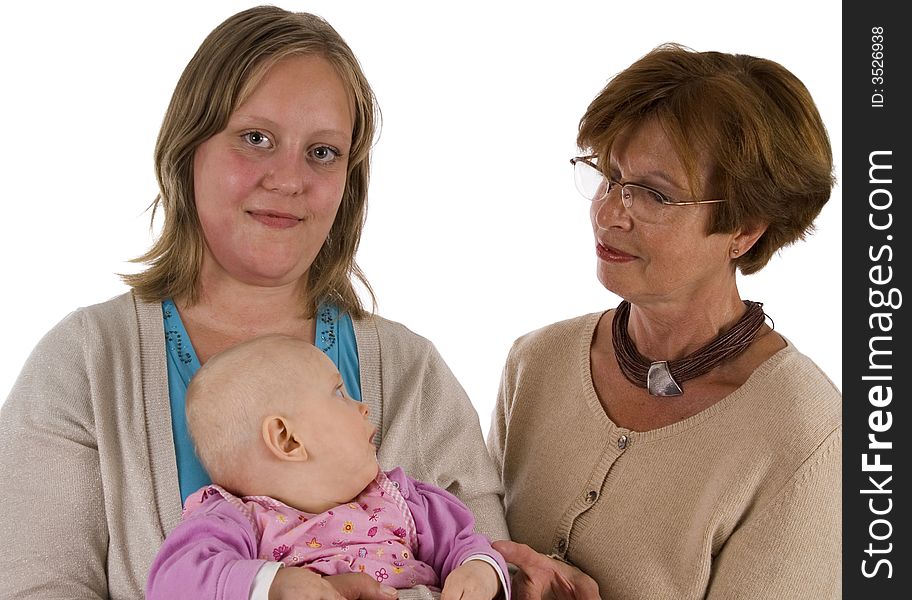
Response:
[269,569,398,600]
[493,540,600,600]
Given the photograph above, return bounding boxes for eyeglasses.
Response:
[570,156,727,224]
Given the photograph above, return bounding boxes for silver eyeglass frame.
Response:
[570,156,728,208]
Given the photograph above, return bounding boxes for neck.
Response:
[624,287,747,361]
[236,472,334,515]
[174,272,316,363]
[261,465,373,515]
[180,268,312,329]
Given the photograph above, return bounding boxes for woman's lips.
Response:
[596,242,636,262]
[247,210,302,229]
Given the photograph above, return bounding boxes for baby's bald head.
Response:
[185,335,328,489]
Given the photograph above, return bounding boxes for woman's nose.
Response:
[264,152,308,195]
[592,190,632,230]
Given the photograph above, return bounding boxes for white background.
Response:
[0,1,841,434]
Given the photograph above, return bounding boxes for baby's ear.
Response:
[261,416,309,462]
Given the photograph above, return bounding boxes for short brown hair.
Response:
[578,43,834,274]
[123,6,378,316]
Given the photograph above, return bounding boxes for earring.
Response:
[731,248,740,257]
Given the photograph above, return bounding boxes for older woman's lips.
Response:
[596,243,636,262]
[247,210,302,229]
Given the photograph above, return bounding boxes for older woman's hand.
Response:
[493,540,600,600]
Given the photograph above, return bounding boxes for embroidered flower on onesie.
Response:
[183,472,439,588]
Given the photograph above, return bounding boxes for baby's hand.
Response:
[269,567,343,600]
[269,568,397,600]
[441,560,500,600]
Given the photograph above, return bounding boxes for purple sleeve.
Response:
[146,494,267,600]
[391,469,510,594]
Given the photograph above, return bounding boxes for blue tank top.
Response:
[162,299,362,503]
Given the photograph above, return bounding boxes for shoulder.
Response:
[728,344,842,527]
[770,339,841,394]
[510,312,603,353]
[84,291,163,337]
[45,291,156,344]
[353,313,437,354]
[352,313,447,377]
[180,485,259,530]
[501,312,603,375]
[79,291,142,319]
[181,485,232,519]
[725,340,841,477]
[745,340,841,429]
[13,292,144,376]
[8,291,164,417]
[72,292,164,361]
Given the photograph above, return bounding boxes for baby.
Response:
[146,334,508,600]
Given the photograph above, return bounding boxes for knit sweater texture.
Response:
[488,311,841,600]
[0,292,508,599]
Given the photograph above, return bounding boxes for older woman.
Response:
[489,44,840,599]
[0,7,506,599]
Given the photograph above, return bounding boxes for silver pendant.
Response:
[647,361,683,396]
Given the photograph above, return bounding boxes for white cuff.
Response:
[249,561,283,600]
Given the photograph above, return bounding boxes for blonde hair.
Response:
[578,43,835,274]
[123,6,378,316]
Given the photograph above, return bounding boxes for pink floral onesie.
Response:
[147,467,509,599]
[188,470,438,587]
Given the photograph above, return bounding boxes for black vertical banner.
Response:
[843,2,909,598]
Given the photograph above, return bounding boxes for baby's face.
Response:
[293,350,379,501]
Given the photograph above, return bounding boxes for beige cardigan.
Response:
[488,312,842,600]
[0,292,508,599]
